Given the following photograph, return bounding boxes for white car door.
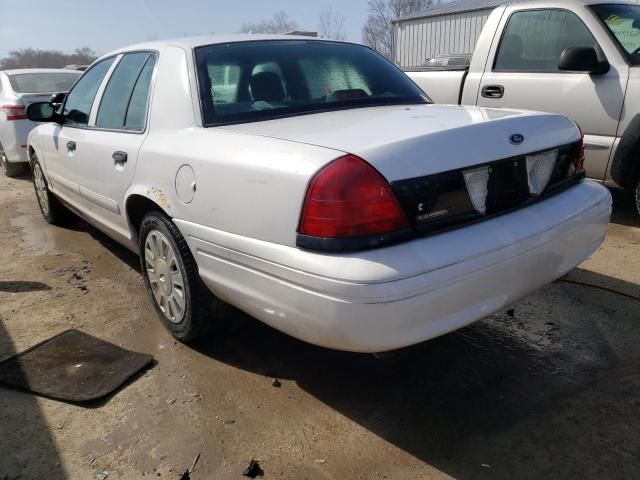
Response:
[40,58,116,207]
[69,52,157,242]
[476,7,627,180]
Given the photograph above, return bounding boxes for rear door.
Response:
[476,7,628,180]
[71,52,157,242]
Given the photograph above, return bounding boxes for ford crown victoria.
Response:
[25,36,612,352]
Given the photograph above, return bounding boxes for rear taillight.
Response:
[299,155,410,239]
[1,104,27,121]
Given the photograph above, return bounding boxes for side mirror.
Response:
[559,47,610,74]
[26,102,59,123]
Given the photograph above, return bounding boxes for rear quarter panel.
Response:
[133,128,342,247]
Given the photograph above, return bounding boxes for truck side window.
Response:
[494,10,598,72]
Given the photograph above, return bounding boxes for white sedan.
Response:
[0,68,80,176]
[25,35,612,353]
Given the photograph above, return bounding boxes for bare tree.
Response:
[318,7,347,40]
[240,11,299,34]
[0,47,98,69]
[362,0,436,59]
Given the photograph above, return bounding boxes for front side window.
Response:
[8,72,80,94]
[591,4,640,65]
[495,9,598,72]
[63,58,115,126]
[96,52,155,130]
[195,41,428,126]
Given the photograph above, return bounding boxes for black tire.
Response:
[30,154,69,225]
[139,211,221,342]
[0,142,25,178]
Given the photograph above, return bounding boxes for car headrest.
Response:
[250,71,285,102]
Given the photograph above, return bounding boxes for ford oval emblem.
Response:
[510,134,525,145]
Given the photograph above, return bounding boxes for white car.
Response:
[0,68,80,176]
[25,35,612,353]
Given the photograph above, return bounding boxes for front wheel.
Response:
[31,155,68,224]
[139,212,220,342]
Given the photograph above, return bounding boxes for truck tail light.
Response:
[299,155,410,238]
[1,104,27,121]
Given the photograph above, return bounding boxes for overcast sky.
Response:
[0,0,378,58]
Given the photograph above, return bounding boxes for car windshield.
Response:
[8,72,80,94]
[195,40,429,126]
[591,4,640,65]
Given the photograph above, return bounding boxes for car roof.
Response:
[101,34,352,59]
[1,68,81,75]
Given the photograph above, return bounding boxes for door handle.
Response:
[112,151,128,164]
[481,85,505,99]
[66,141,76,152]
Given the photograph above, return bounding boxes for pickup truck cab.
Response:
[405,1,640,215]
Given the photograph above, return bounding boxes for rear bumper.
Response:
[177,181,611,352]
[0,120,32,163]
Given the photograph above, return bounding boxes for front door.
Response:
[476,7,627,180]
[41,57,116,207]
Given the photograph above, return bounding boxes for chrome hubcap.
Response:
[144,230,186,324]
[33,163,50,216]
[0,145,7,170]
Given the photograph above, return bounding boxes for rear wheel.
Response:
[139,211,222,342]
[0,142,25,178]
[31,154,68,224]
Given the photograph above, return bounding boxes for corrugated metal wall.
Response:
[393,9,493,67]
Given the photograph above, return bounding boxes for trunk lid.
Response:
[224,104,582,241]
[221,104,579,182]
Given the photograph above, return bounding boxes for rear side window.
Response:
[494,9,598,72]
[125,55,156,130]
[63,58,115,126]
[96,52,155,130]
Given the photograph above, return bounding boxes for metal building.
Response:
[393,0,509,68]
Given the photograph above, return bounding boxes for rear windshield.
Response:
[195,40,429,126]
[8,72,80,94]
[591,4,640,65]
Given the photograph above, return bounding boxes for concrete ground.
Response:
[0,170,639,480]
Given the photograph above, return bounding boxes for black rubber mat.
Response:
[0,329,153,402]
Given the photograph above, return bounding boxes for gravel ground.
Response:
[0,171,639,480]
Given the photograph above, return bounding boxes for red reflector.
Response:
[299,155,410,238]
[1,104,27,121]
